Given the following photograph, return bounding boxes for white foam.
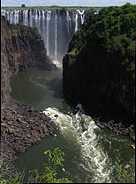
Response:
[52,60,62,69]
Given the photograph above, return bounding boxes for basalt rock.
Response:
[1,103,57,161]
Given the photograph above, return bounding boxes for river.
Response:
[10,68,135,183]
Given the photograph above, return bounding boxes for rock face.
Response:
[1,16,54,105]
[1,104,56,161]
[1,17,12,105]
[1,17,56,161]
[63,4,135,124]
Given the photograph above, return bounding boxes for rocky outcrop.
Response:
[8,24,53,71]
[63,4,135,124]
[1,104,56,161]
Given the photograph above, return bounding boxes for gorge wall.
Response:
[1,16,53,105]
[1,8,86,61]
[1,17,56,162]
[63,4,136,124]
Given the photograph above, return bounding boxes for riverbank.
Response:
[95,119,135,143]
[1,102,57,163]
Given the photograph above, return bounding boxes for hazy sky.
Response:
[1,0,136,7]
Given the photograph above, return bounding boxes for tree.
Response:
[21,4,26,8]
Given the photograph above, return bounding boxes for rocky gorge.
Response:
[1,16,56,163]
[1,4,135,183]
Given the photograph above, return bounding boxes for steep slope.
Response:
[63,4,136,124]
[1,16,54,105]
[1,17,56,162]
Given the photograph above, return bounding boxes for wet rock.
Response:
[1,103,57,163]
[54,114,58,118]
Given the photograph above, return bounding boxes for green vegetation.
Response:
[113,159,135,183]
[21,4,26,8]
[64,3,136,121]
[0,148,72,183]
[0,175,23,184]
[31,147,72,183]
[1,151,134,183]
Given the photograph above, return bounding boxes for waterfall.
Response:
[75,12,78,32]
[14,10,19,24]
[29,9,33,27]
[1,8,85,63]
[24,9,28,26]
[54,13,58,60]
[78,10,85,25]
[46,11,51,56]
[35,9,38,20]
[66,11,71,33]
[43,107,112,183]
[42,10,46,49]
[10,11,14,24]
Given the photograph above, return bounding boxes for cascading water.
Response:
[43,107,112,183]
[78,9,85,25]
[46,11,51,56]
[24,9,28,26]
[54,13,58,60]
[75,12,79,32]
[1,8,85,63]
[66,11,70,33]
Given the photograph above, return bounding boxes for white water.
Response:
[29,10,33,27]
[24,9,28,26]
[52,60,62,69]
[54,13,58,60]
[66,11,71,33]
[43,107,112,183]
[2,8,85,63]
[46,11,51,56]
[14,10,19,24]
[78,10,85,25]
[75,13,78,32]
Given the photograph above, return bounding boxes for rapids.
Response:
[11,68,135,183]
[43,107,112,183]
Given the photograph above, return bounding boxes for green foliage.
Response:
[67,3,135,119]
[21,4,26,8]
[38,147,72,183]
[0,175,23,184]
[0,148,72,183]
[38,166,71,183]
[29,147,72,183]
[113,160,135,183]
[44,147,64,167]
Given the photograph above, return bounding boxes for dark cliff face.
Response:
[63,4,136,124]
[9,24,53,71]
[1,16,53,105]
[1,17,12,105]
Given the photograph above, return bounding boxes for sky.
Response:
[1,0,136,7]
